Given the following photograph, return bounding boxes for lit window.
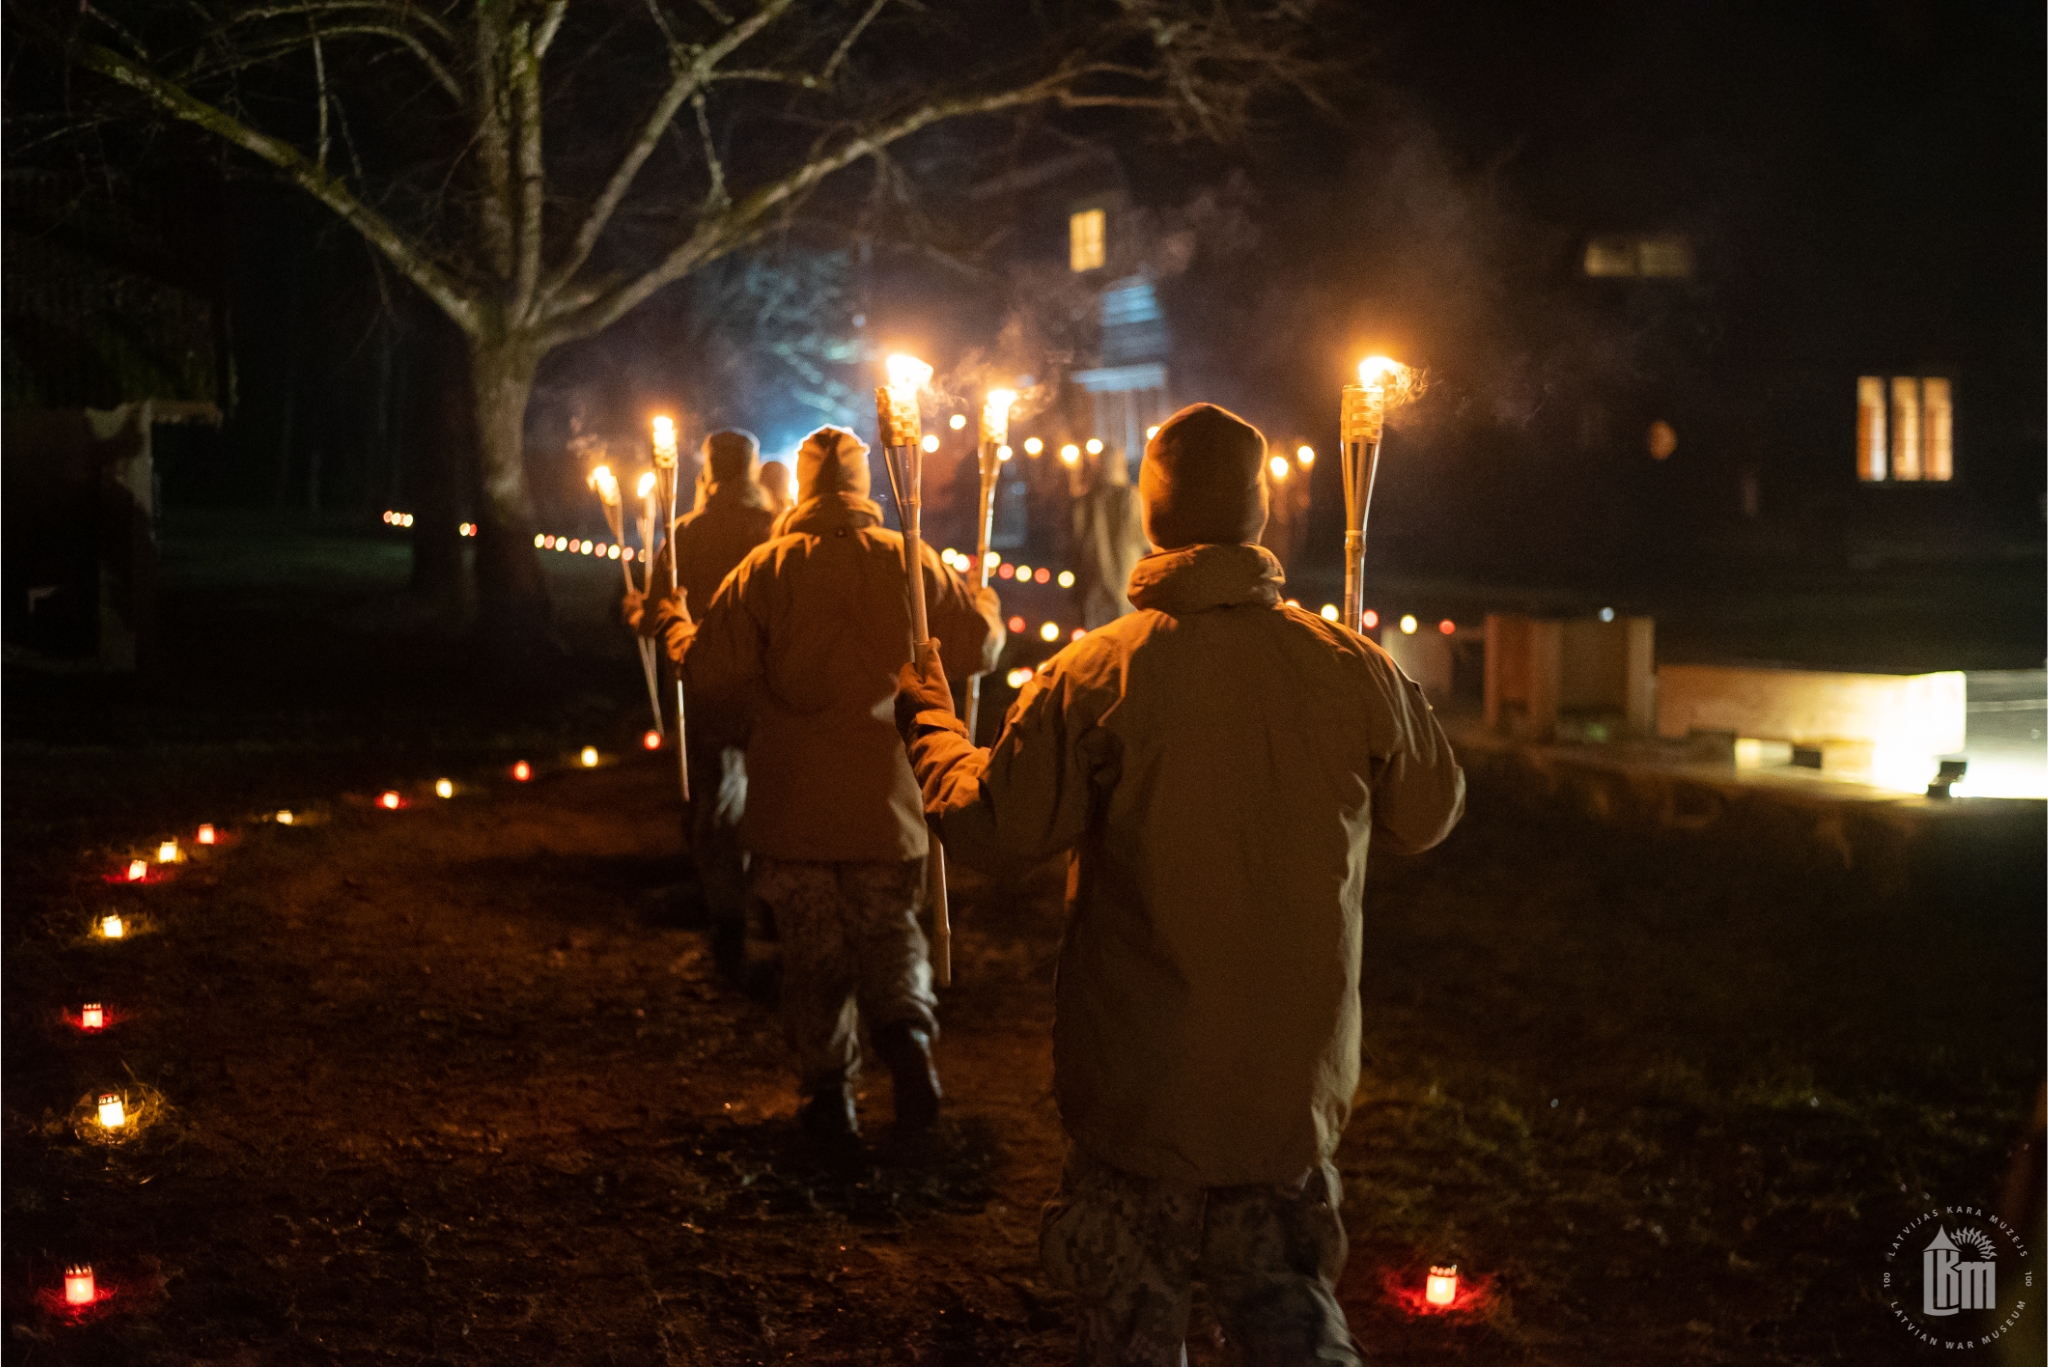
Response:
[1859,377,1952,483]
[1583,235,1692,279]
[1070,209,1106,272]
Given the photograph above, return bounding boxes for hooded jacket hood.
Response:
[1127,543,1285,614]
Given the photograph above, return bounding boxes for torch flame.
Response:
[587,464,621,507]
[885,353,934,397]
[636,471,657,499]
[651,416,678,468]
[1355,355,1421,405]
[982,388,1017,444]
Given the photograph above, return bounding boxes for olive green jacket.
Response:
[905,542,1465,1184]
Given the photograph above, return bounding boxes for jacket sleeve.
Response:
[922,547,1005,679]
[682,555,768,704]
[905,659,1107,866]
[1357,648,1466,855]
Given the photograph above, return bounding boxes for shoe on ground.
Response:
[874,1022,942,1133]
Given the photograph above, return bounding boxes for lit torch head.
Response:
[876,353,931,449]
[980,389,1017,447]
[650,416,678,470]
[586,464,621,508]
[636,471,657,501]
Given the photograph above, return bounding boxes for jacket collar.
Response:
[699,478,772,512]
[1127,543,1285,613]
[784,491,883,535]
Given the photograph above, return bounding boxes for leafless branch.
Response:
[822,0,887,82]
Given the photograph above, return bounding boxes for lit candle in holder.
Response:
[276,810,294,825]
[379,791,403,810]
[157,840,178,863]
[1426,1265,1459,1307]
[126,860,146,882]
[435,779,454,799]
[196,824,216,845]
[512,761,532,782]
[580,747,599,768]
[642,730,662,751]
[63,1264,96,1307]
[97,1093,127,1130]
[99,914,125,939]
[80,1003,105,1030]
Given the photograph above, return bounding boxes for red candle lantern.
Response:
[126,859,146,882]
[80,1003,104,1031]
[63,1264,96,1307]
[197,823,216,845]
[512,761,532,782]
[642,730,662,751]
[379,790,403,810]
[1426,1265,1458,1308]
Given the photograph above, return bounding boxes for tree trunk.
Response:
[466,332,551,646]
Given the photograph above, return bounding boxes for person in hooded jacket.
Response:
[630,430,778,970]
[644,425,1005,1141]
[893,403,1465,1365]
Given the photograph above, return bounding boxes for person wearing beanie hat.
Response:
[1067,440,1149,629]
[630,429,777,972]
[643,423,1005,1144]
[891,402,1465,1363]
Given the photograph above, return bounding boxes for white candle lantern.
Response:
[64,1264,96,1307]
[99,914,125,940]
[97,1093,127,1130]
[1426,1265,1458,1307]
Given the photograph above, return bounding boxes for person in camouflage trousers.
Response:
[896,404,1466,1363]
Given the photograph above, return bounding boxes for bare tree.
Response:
[28,0,1321,632]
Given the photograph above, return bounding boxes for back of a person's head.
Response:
[759,458,792,504]
[1138,404,1269,549]
[702,429,760,485]
[794,426,872,501]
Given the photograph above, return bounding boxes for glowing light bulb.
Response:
[512,761,532,782]
[126,860,146,882]
[984,551,1000,569]
[1058,444,1081,466]
[533,533,545,548]
[97,1093,126,1130]
[1426,1265,1458,1307]
[1057,570,1075,588]
[997,444,1013,461]
[1085,438,1103,455]
[1007,615,1026,633]
[580,747,599,768]
[1005,667,1034,689]
[1015,564,1031,580]
[1438,619,1456,635]
[276,809,294,825]
[1297,445,1316,467]
[64,1265,95,1307]
[1599,606,1615,622]
[1320,604,1339,621]
[1400,615,1418,635]
[1023,437,1044,456]
[1362,610,1380,629]
[1268,455,1290,481]
[642,730,663,751]
[156,841,177,863]
[948,413,967,431]
[1034,568,1051,584]
[435,779,454,799]
[196,824,216,845]
[1039,621,1060,642]
[379,791,402,810]
[920,434,940,453]
[81,1003,105,1030]
[99,914,125,939]
[607,544,620,560]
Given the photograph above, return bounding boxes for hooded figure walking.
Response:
[645,426,1004,1141]
[894,404,1465,1364]
[629,430,777,971]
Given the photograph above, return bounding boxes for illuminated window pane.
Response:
[1920,377,1953,481]
[1636,236,1693,277]
[1583,238,1637,276]
[1070,209,1106,272]
[1889,377,1922,481]
[1856,377,1887,482]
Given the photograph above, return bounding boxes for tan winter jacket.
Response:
[687,491,1004,863]
[671,479,777,622]
[905,542,1465,1185]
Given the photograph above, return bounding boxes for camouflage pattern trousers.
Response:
[1039,1146,1363,1367]
[749,856,938,1093]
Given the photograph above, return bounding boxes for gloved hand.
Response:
[623,587,647,631]
[646,589,695,662]
[894,640,958,742]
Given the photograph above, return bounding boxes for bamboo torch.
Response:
[651,416,690,801]
[634,471,664,735]
[876,353,953,986]
[1339,356,1410,634]
[589,464,665,734]
[964,388,1016,742]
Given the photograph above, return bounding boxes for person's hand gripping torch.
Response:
[964,388,1015,742]
[651,416,690,802]
[588,463,665,735]
[876,353,955,987]
[1339,356,1412,634]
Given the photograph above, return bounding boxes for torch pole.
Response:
[1339,384,1386,636]
[635,491,664,736]
[652,428,690,803]
[964,439,1001,742]
[878,381,952,987]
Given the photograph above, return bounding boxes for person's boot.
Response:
[874,1022,942,1133]
[709,919,745,980]
[798,1084,859,1146]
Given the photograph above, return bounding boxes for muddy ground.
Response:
[3,517,2042,1365]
